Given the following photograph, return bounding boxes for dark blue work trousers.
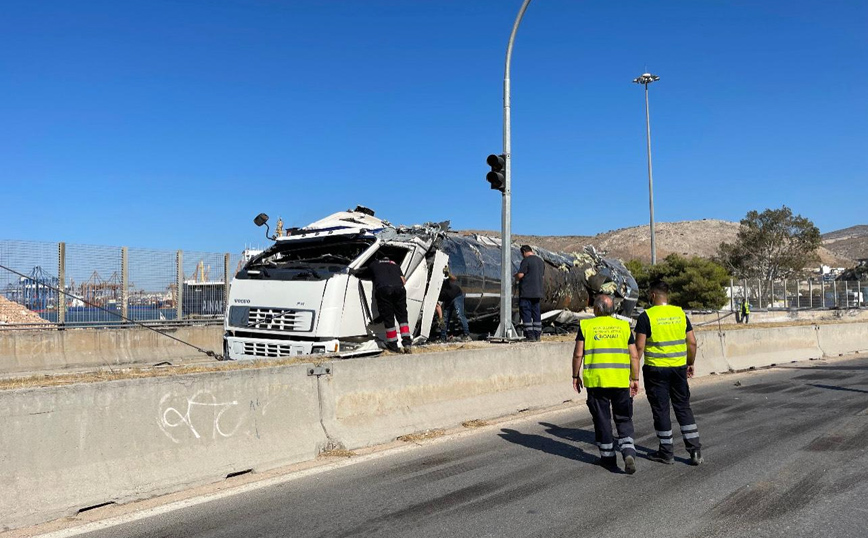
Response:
[441,295,470,339]
[519,297,541,340]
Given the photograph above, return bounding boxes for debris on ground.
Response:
[397,429,446,443]
[0,296,52,325]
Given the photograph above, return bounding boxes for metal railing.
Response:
[728,278,868,311]
[1,239,241,329]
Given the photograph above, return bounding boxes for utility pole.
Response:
[633,72,660,265]
[491,0,532,341]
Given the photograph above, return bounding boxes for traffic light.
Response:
[486,154,506,192]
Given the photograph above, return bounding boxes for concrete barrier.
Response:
[693,330,730,376]
[319,342,577,450]
[816,322,868,357]
[0,325,223,374]
[0,364,326,529]
[6,321,868,530]
[721,325,822,371]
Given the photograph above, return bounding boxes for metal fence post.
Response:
[833,280,838,307]
[729,278,734,312]
[223,253,231,315]
[176,250,184,322]
[757,278,762,309]
[821,279,826,308]
[781,278,785,308]
[845,281,849,308]
[121,246,129,321]
[57,242,66,325]
[808,279,813,309]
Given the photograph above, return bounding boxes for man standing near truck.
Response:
[365,254,412,353]
[516,245,545,341]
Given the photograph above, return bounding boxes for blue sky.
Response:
[1,0,866,253]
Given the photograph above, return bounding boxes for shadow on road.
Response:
[807,383,868,394]
[498,427,616,470]
[538,421,693,465]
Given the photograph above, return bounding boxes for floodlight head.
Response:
[633,73,660,85]
[254,213,269,227]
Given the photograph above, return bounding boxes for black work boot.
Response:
[401,338,413,354]
[600,456,618,469]
[689,449,703,466]
[624,455,637,475]
[385,342,401,353]
[647,451,675,465]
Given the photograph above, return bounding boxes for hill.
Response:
[465,219,855,267]
[821,225,868,262]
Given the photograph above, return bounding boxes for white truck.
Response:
[223,206,638,360]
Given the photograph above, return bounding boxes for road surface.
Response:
[51,356,868,537]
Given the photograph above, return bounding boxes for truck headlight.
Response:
[311,346,326,354]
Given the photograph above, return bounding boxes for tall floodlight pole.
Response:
[492,0,532,341]
[633,72,660,265]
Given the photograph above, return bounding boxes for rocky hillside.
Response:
[821,225,868,262]
[466,219,856,267]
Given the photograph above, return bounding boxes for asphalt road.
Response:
[71,356,868,538]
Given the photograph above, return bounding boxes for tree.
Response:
[717,206,820,281]
[627,255,730,310]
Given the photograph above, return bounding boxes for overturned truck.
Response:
[223,207,638,359]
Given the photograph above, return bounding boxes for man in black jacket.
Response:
[516,245,545,341]
[362,255,411,353]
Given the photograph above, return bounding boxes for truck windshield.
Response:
[236,236,375,281]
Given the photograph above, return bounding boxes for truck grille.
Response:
[243,341,300,358]
[247,308,314,332]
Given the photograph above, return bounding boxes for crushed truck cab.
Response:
[224,209,447,359]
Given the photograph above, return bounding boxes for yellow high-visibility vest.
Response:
[580,316,632,388]
[644,304,688,367]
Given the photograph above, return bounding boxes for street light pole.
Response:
[492,0,532,341]
[633,72,660,265]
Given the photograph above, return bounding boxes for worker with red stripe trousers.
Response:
[366,254,412,354]
[635,280,703,465]
[572,294,641,474]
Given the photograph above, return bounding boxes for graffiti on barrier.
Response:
[157,390,244,443]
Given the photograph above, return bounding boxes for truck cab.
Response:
[223,210,444,360]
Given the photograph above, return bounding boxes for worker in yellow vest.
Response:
[572,294,641,474]
[635,281,702,465]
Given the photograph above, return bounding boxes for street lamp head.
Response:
[632,73,660,85]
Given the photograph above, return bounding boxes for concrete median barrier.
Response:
[0,325,223,374]
[816,322,868,357]
[721,325,822,371]
[693,330,730,376]
[0,364,326,530]
[318,342,578,450]
[7,321,868,531]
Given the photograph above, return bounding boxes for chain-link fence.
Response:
[728,278,868,311]
[0,239,240,329]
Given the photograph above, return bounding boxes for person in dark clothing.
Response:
[363,255,411,353]
[438,273,470,342]
[635,280,702,466]
[516,245,545,341]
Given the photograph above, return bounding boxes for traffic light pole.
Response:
[492,0,532,341]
